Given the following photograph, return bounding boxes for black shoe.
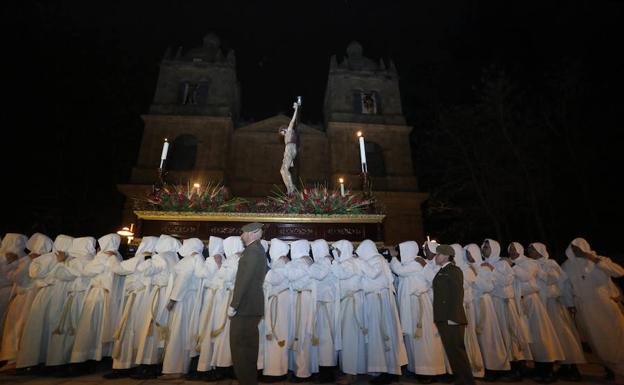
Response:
[567,365,582,382]
[498,372,522,383]
[481,372,498,382]
[103,369,131,379]
[262,374,288,383]
[415,375,435,384]
[50,365,71,377]
[370,373,394,384]
[535,373,557,384]
[605,366,615,381]
[290,374,312,383]
[436,373,455,383]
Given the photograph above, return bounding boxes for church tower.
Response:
[130,33,239,186]
[324,41,427,241]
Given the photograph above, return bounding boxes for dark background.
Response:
[2,0,623,261]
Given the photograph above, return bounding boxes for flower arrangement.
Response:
[138,182,377,215]
[140,182,247,212]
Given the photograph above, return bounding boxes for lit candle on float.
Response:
[193,183,201,195]
[357,131,367,173]
[159,138,169,169]
[339,178,345,197]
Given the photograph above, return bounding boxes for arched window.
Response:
[167,134,198,171]
[365,141,386,177]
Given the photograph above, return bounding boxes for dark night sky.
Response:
[3,1,624,258]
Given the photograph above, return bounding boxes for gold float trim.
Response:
[134,210,385,224]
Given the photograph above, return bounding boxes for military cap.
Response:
[241,222,264,233]
[436,244,455,256]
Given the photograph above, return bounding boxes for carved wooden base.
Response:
[134,211,385,242]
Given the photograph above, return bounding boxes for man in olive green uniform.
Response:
[433,244,475,385]
[228,222,267,385]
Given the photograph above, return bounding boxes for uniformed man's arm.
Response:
[231,248,260,310]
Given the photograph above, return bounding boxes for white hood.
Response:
[398,241,419,265]
[290,239,310,260]
[68,236,96,259]
[0,233,28,257]
[53,234,74,253]
[155,235,181,254]
[136,236,159,256]
[269,238,289,264]
[208,236,224,258]
[483,238,501,263]
[98,233,121,253]
[355,239,379,261]
[464,243,483,265]
[261,239,269,253]
[451,244,467,269]
[26,233,53,255]
[423,240,439,255]
[179,238,205,258]
[508,241,525,259]
[311,239,330,262]
[223,236,244,259]
[565,237,594,261]
[332,239,354,262]
[530,242,549,260]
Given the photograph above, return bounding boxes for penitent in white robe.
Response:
[110,247,152,369]
[286,240,317,378]
[195,256,220,371]
[483,239,532,363]
[208,236,243,369]
[451,244,485,378]
[510,246,565,363]
[47,237,96,366]
[70,234,124,363]
[0,233,28,344]
[134,235,180,366]
[309,239,339,369]
[332,240,367,375]
[562,238,624,375]
[391,241,446,376]
[161,238,204,374]
[464,243,510,371]
[356,240,407,376]
[16,235,74,368]
[0,233,50,362]
[262,238,291,377]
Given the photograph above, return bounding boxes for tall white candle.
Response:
[357,132,367,172]
[159,138,169,169]
[339,178,345,197]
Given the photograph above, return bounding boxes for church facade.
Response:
[118,33,428,244]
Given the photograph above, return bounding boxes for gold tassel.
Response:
[266,334,273,341]
[414,324,422,339]
[292,338,299,351]
[312,336,320,346]
[278,340,285,347]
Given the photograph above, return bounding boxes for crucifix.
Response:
[279,96,302,194]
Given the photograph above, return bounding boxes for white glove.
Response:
[228,306,237,317]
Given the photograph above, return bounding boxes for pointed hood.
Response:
[223,236,244,259]
[98,233,121,253]
[398,241,419,265]
[451,244,467,269]
[565,237,593,261]
[355,239,379,261]
[208,236,224,258]
[530,242,549,260]
[483,238,501,263]
[179,238,205,258]
[332,239,354,262]
[311,239,330,262]
[290,239,310,260]
[155,234,181,254]
[269,238,289,263]
[423,240,439,255]
[464,243,483,265]
[26,233,53,255]
[136,236,159,256]
[68,236,96,259]
[261,239,269,253]
[0,233,28,256]
[53,234,74,253]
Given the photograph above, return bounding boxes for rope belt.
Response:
[292,289,312,351]
[375,292,391,351]
[476,297,486,335]
[147,284,168,342]
[341,290,367,336]
[312,300,333,346]
[112,287,145,358]
[266,287,289,347]
[411,292,425,338]
[210,288,233,338]
[52,293,75,336]
[194,287,217,352]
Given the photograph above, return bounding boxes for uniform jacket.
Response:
[433,263,467,325]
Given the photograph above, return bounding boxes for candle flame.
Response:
[357,131,362,137]
[164,138,168,142]
[339,178,344,183]
[193,183,200,188]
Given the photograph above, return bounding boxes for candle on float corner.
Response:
[159,138,169,169]
[426,235,431,242]
[193,183,201,196]
[357,131,367,173]
[339,178,345,197]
